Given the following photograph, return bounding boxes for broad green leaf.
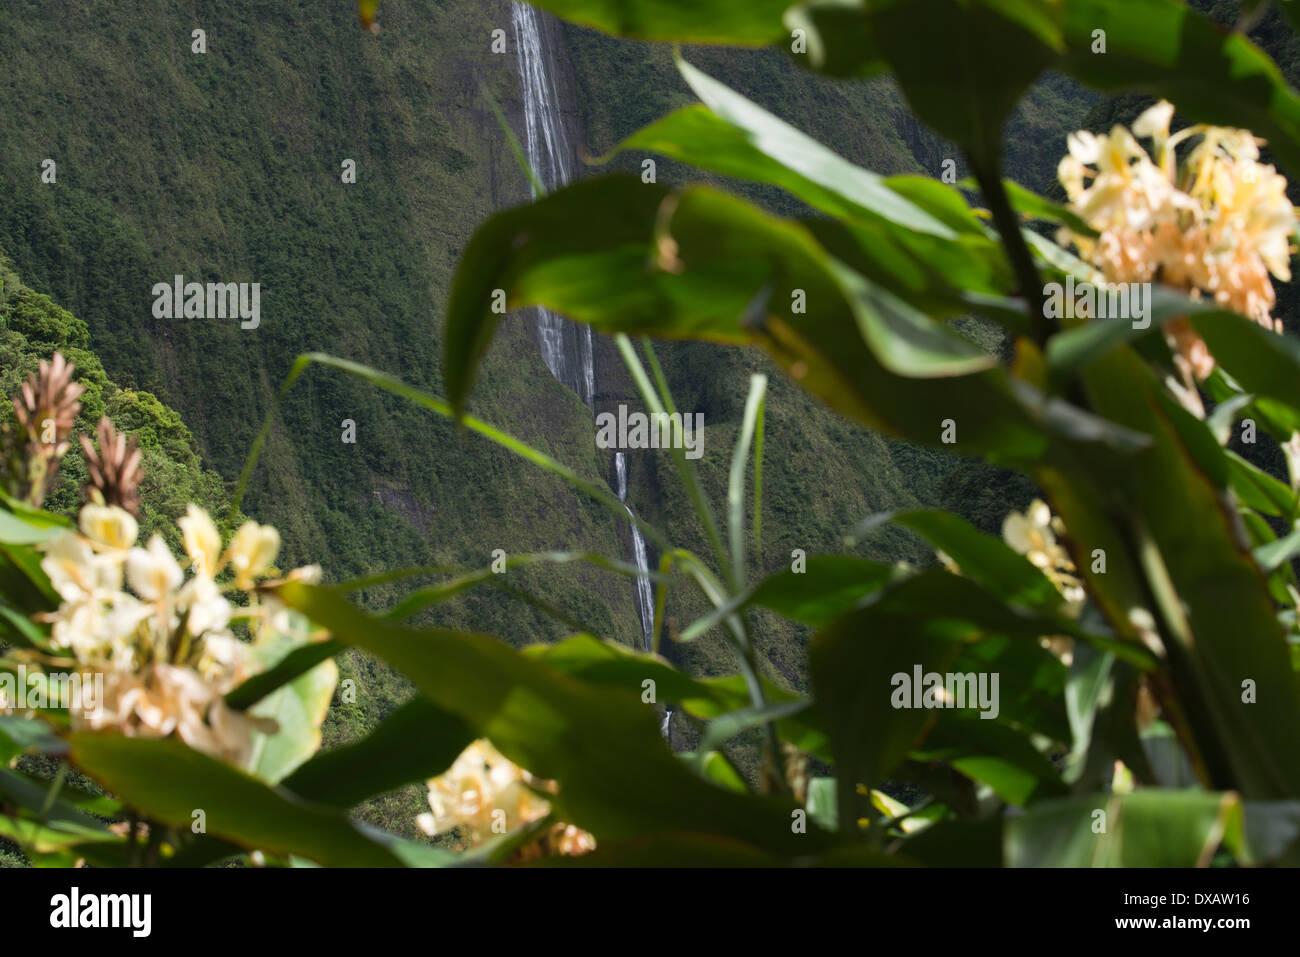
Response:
[786,0,1062,166]
[0,508,63,545]
[608,61,1017,317]
[1005,790,1239,867]
[522,635,832,759]
[1255,525,1300,575]
[281,697,474,808]
[1044,285,1232,383]
[67,733,403,867]
[244,629,339,784]
[848,508,1062,610]
[225,639,344,711]
[0,541,59,615]
[913,716,1066,806]
[0,504,71,540]
[0,814,119,857]
[832,262,998,377]
[692,751,749,793]
[0,602,50,649]
[811,571,1059,832]
[1075,341,1300,799]
[0,715,68,756]
[1192,313,1300,420]
[748,555,908,628]
[806,777,838,832]
[647,58,956,239]
[0,768,112,836]
[276,582,838,855]
[1061,0,1300,176]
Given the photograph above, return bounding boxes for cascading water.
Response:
[510,2,595,408]
[509,3,656,665]
[616,453,655,652]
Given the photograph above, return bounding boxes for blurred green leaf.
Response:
[225,639,344,712]
[1076,342,1300,799]
[244,631,338,784]
[281,697,473,809]
[787,0,1061,166]
[914,716,1066,805]
[748,555,908,628]
[1061,0,1300,176]
[849,508,1063,611]
[1193,314,1300,420]
[806,777,838,831]
[0,508,63,545]
[277,582,838,856]
[1005,790,1239,866]
[67,733,404,867]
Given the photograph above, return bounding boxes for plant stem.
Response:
[969,154,1054,347]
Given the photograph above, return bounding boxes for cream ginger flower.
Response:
[178,504,223,576]
[41,531,121,604]
[1057,101,1297,385]
[33,502,315,767]
[126,535,183,602]
[224,521,280,589]
[419,739,595,858]
[1002,499,1086,619]
[79,504,138,554]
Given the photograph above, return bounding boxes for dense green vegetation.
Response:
[0,255,231,542]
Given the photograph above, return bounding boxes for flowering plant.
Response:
[1058,101,1297,386]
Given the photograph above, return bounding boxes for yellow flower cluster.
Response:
[36,502,319,764]
[1058,101,1296,379]
[1002,499,1085,614]
[999,500,1084,666]
[418,739,595,858]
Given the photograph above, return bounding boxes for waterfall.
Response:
[509,3,655,659]
[616,452,655,652]
[510,2,595,408]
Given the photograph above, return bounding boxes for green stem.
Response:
[969,155,1053,347]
